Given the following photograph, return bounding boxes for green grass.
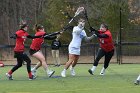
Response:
[0,64,140,93]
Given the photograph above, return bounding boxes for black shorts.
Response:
[14,51,24,58]
[29,49,39,55]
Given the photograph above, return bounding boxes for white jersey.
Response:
[69,26,87,48]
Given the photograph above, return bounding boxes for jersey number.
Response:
[100,39,104,44]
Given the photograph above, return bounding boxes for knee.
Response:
[39,62,42,66]
[40,58,46,63]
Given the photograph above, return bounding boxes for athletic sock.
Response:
[28,72,32,78]
[45,67,50,73]
[8,70,13,75]
[63,69,66,72]
[46,69,50,74]
[32,67,36,71]
[100,67,105,73]
[91,66,97,72]
[70,66,74,70]
[137,75,140,81]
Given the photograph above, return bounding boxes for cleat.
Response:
[53,64,61,67]
[61,70,66,77]
[134,80,140,85]
[100,68,105,75]
[100,73,104,75]
[47,70,55,77]
[31,69,37,78]
[53,65,58,67]
[88,69,93,75]
[6,73,13,80]
[29,75,36,80]
[57,64,61,67]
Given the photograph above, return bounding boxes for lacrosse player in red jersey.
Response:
[88,23,114,75]
[30,24,62,78]
[6,24,42,80]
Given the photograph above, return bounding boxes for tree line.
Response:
[0,0,139,45]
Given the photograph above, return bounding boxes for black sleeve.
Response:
[10,34,17,39]
[44,36,57,40]
[27,35,42,39]
[90,27,98,32]
[95,31,109,38]
[43,32,61,38]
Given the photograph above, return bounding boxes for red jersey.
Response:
[98,30,114,52]
[30,31,46,50]
[14,30,29,52]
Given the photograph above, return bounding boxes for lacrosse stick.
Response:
[84,8,92,28]
[63,11,92,32]
[59,7,85,32]
[43,25,73,38]
[68,7,85,24]
[44,7,85,38]
[84,8,97,33]
[64,8,93,33]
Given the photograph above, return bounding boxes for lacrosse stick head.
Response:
[75,7,85,17]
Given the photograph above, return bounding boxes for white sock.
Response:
[137,75,140,81]
[46,67,51,74]
[70,66,74,70]
[100,67,105,73]
[91,66,97,72]
[32,67,36,71]
[63,69,66,72]
[69,65,72,69]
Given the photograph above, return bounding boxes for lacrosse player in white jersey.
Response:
[61,18,95,77]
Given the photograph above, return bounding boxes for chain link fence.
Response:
[0,42,140,66]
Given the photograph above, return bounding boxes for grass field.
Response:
[0,64,140,93]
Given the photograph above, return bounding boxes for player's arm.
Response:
[43,31,63,40]
[44,35,57,40]
[90,27,109,38]
[95,31,109,38]
[43,32,61,38]
[27,35,42,39]
[84,34,95,42]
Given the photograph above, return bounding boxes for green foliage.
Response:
[40,0,74,43]
[34,0,139,44]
